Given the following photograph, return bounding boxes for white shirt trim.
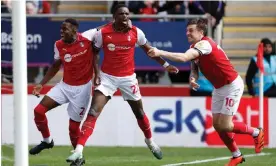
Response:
[136,27,147,46]
[54,42,60,60]
[82,28,97,41]
[194,40,212,55]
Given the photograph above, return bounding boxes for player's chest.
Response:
[195,54,215,68]
[103,32,137,46]
[59,41,90,63]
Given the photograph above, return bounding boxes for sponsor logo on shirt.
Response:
[64,54,72,62]
[64,49,88,62]
[107,43,115,51]
[107,43,131,51]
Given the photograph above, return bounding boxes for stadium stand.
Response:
[222,1,276,94]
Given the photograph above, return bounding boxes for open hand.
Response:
[189,77,200,91]
[166,65,179,74]
[147,47,161,58]
[93,74,101,86]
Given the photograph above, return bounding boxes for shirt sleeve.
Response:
[54,43,60,60]
[81,28,97,41]
[193,40,212,55]
[93,29,103,49]
[136,27,147,46]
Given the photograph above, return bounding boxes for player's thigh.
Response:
[39,96,60,110]
[43,83,68,109]
[220,86,243,116]
[90,90,110,114]
[95,72,118,98]
[66,81,92,122]
[67,103,87,122]
[119,74,142,101]
[211,90,224,115]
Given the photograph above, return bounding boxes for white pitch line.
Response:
[2,156,14,162]
[162,152,271,166]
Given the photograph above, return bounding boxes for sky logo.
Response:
[153,100,206,142]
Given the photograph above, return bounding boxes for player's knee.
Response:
[34,104,48,118]
[213,122,232,132]
[213,121,220,131]
[88,107,100,117]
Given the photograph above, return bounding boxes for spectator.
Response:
[1,0,12,13]
[246,38,276,97]
[157,1,185,21]
[41,0,51,14]
[26,0,50,14]
[189,1,226,37]
[273,40,276,54]
[190,71,213,96]
[139,0,158,22]
[26,1,39,14]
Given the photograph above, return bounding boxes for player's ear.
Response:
[73,26,77,33]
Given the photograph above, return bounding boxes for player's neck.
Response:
[63,35,77,44]
[112,23,127,33]
[192,36,204,44]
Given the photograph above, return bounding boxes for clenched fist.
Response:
[33,84,43,98]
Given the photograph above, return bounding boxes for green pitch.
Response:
[2,145,276,166]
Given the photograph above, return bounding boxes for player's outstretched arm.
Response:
[148,48,200,63]
[39,59,62,86]
[140,43,178,74]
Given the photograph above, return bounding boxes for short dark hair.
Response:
[64,18,79,28]
[261,38,272,46]
[187,18,208,36]
[112,4,128,15]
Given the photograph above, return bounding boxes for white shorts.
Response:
[212,76,244,116]
[95,71,141,101]
[46,80,92,122]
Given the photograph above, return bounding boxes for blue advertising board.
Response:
[1,17,190,70]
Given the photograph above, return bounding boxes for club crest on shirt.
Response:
[127,36,131,41]
[80,42,84,47]
[64,54,72,62]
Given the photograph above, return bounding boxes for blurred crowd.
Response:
[1,0,51,14]
[111,1,225,35]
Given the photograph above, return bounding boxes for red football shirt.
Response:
[54,29,96,86]
[94,23,147,77]
[191,37,238,89]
